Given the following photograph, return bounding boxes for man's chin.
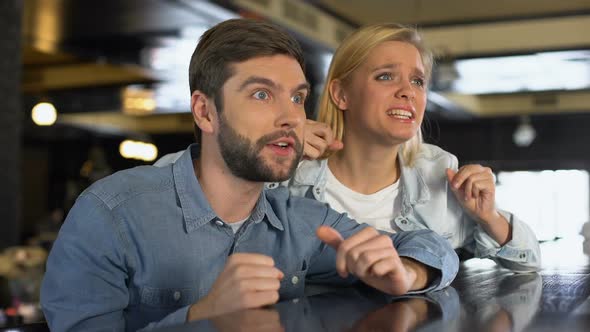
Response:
[265,168,295,183]
[264,161,299,182]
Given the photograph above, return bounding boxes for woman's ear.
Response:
[328,79,348,111]
[190,91,216,135]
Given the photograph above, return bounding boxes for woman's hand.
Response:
[303,119,343,160]
[446,166,512,245]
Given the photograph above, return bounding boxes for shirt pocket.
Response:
[279,261,308,301]
[140,286,198,308]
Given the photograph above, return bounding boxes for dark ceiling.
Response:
[20,0,590,139]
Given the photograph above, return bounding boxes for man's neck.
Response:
[195,146,263,223]
[328,134,401,195]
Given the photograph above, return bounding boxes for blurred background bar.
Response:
[2,0,590,325]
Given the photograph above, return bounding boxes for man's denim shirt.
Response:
[272,144,540,273]
[41,144,459,331]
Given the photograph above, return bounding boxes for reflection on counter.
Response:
[153,270,544,332]
[155,286,459,332]
[453,273,542,332]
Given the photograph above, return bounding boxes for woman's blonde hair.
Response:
[317,23,433,166]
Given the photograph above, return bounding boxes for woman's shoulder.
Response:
[290,159,327,185]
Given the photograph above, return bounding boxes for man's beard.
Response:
[217,114,303,182]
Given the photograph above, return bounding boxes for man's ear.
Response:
[329,79,348,111]
[191,91,217,135]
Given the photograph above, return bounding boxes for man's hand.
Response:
[187,253,283,321]
[303,119,343,160]
[316,226,431,295]
[446,166,512,245]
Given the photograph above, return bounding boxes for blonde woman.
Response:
[285,23,540,272]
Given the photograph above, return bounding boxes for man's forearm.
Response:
[186,299,212,322]
[401,257,437,291]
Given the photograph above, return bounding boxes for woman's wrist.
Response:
[478,211,512,245]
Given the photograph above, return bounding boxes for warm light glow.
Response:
[119,140,158,162]
[122,87,157,115]
[31,102,57,126]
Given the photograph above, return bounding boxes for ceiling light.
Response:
[513,115,536,147]
[31,102,57,126]
[119,140,158,162]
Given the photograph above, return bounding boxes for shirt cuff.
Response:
[397,245,458,294]
[474,210,541,272]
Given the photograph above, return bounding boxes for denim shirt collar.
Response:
[397,151,431,206]
[172,144,284,233]
[292,159,326,186]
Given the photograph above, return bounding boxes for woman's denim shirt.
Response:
[267,144,540,273]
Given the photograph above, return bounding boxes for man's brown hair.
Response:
[189,18,306,143]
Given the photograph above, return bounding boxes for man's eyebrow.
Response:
[238,76,310,95]
[293,82,311,94]
[237,76,279,92]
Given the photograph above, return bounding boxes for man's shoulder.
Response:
[83,165,174,209]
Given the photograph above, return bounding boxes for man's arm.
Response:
[41,194,286,331]
[308,210,459,294]
[40,193,129,331]
[317,226,448,295]
[41,193,193,331]
[400,257,437,291]
[186,253,283,321]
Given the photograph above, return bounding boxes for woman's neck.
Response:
[328,135,402,195]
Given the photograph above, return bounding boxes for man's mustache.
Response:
[257,130,303,150]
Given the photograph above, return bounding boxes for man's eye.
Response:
[253,90,269,100]
[376,73,392,81]
[292,93,306,104]
[412,78,425,87]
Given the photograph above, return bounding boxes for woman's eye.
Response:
[292,93,306,104]
[376,73,392,81]
[412,78,425,87]
[253,90,269,100]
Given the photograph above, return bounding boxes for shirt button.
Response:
[268,183,278,189]
[401,219,408,224]
[314,188,321,194]
[215,220,224,227]
[291,276,299,285]
[519,253,526,259]
[173,291,181,301]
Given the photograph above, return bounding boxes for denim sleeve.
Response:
[40,193,189,331]
[307,208,459,293]
[472,210,541,273]
[447,151,541,273]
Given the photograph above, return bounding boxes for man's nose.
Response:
[275,99,304,130]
